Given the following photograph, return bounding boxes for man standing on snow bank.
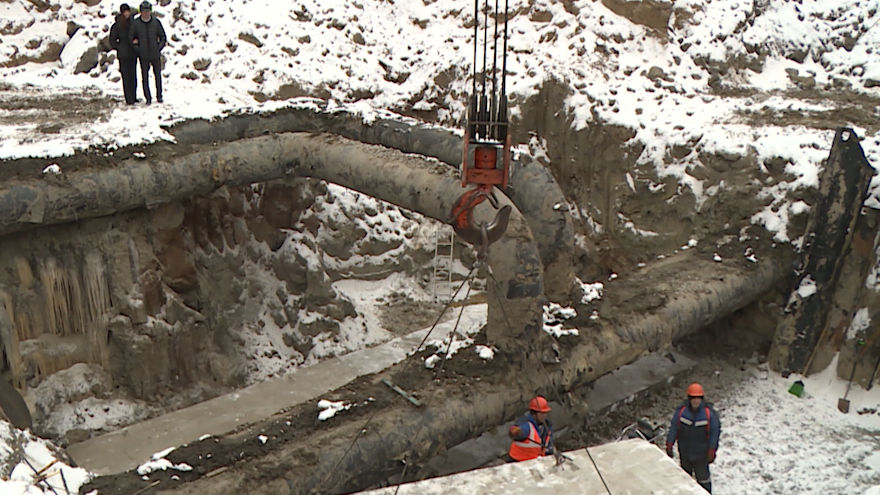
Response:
[129,1,166,105]
[109,4,138,105]
[666,383,721,493]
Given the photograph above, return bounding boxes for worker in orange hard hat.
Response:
[506,396,554,462]
[666,383,721,493]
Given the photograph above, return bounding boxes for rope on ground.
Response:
[59,469,71,495]
[314,266,480,494]
[486,272,614,495]
[19,451,62,495]
[388,262,481,494]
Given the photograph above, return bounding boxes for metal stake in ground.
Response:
[838,338,866,413]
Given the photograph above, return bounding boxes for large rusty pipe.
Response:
[168,107,575,301]
[0,133,543,352]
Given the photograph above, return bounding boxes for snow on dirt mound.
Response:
[2,0,880,241]
[0,419,92,495]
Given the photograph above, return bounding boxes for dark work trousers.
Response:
[118,57,138,105]
[680,457,712,493]
[139,57,162,103]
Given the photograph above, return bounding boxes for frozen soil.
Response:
[377,296,448,337]
[0,82,115,129]
[729,87,880,134]
[0,137,207,181]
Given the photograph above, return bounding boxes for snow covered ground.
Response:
[3,0,880,240]
[0,420,92,495]
[711,357,880,494]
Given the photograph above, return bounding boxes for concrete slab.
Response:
[67,305,487,475]
[585,351,695,414]
[68,357,360,475]
[363,439,707,495]
[338,328,430,376]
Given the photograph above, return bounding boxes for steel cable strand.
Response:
[313,266,479,494]
[390,272,478,495]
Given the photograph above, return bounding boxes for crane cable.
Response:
[390,273,477,495]
[314,265,481,494]
[390,267,614,495]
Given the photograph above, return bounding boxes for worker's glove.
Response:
[707,449,716,464]
[508,425,526,441]
[665,442,674,458]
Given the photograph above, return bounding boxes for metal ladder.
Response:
[431,229,455,303]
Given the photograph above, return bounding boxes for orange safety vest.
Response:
[508,418,547,461]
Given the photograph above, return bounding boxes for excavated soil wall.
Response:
[512,78,789,280]
[0,177,437,441]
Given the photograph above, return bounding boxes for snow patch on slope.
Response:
[423,303,489,364]
[0,420,92,495]
[716,356,880,494]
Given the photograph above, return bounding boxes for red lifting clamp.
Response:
[450,187,511,258]
[451,0,512,255]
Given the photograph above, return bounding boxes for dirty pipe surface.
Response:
[148,253,782,495]
[168,108,575,301]
[0,132,543,351]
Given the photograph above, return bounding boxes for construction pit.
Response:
[4,0,880,494]
[2,98,880,495]
[0,106,850,495]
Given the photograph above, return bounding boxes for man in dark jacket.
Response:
[128,1,166,104]
[109,4,137,105]
[666,383,721,493]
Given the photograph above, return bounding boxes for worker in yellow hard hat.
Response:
[507,396,554,462]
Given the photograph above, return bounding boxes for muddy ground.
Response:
[79,321,514,495]
[79,284,784,495]
[378,297,450,337]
